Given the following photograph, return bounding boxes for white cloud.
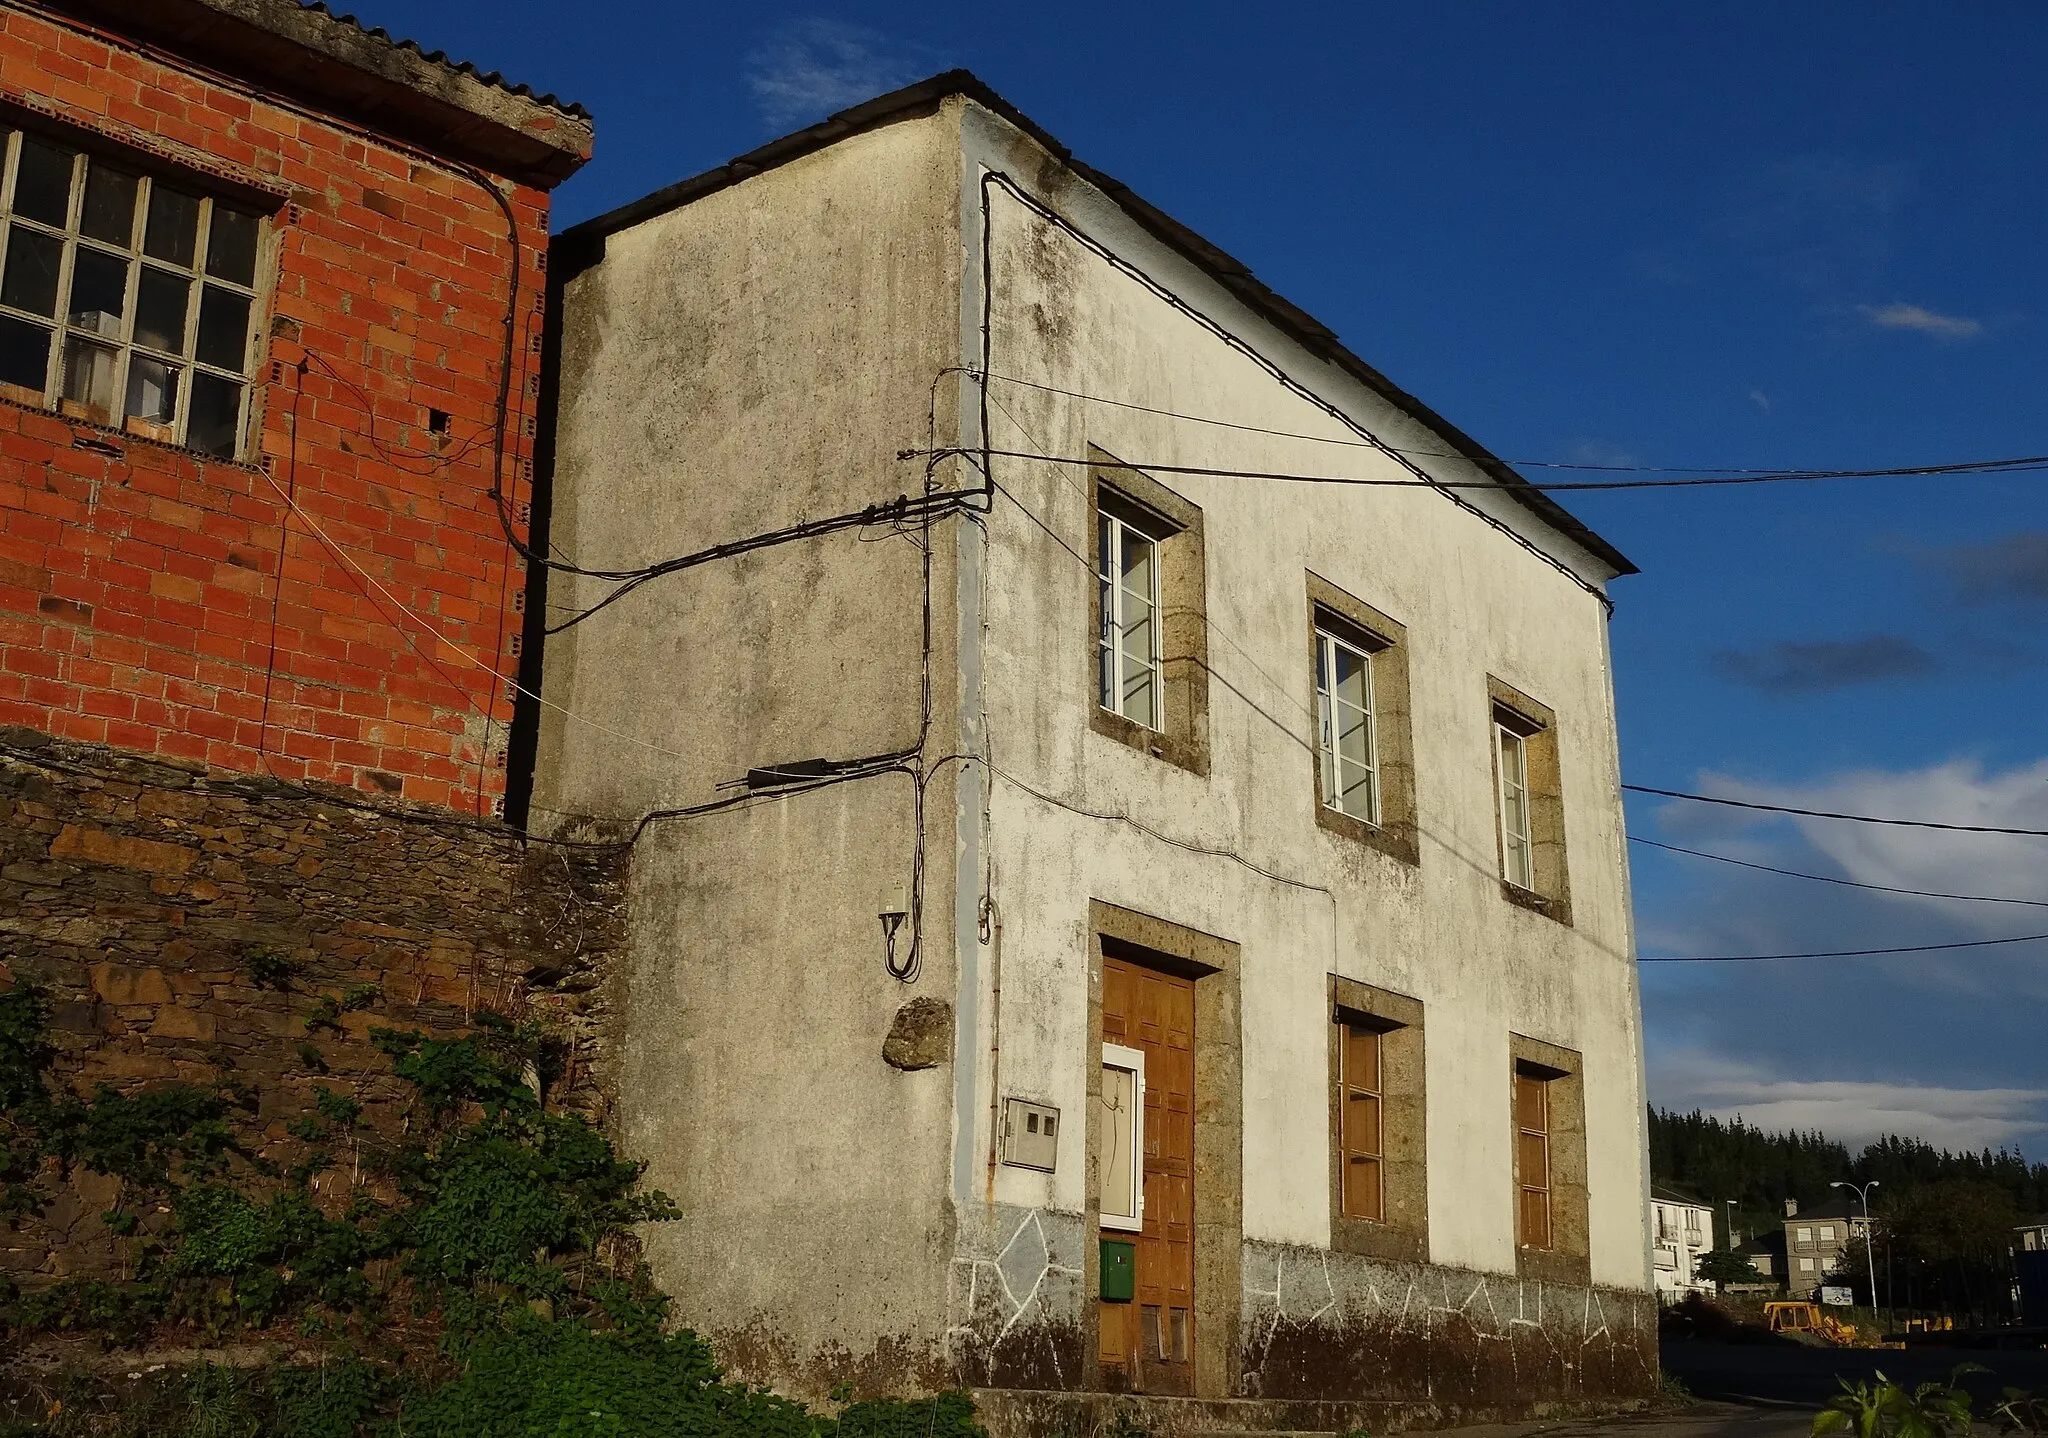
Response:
[746,19,923,130]
[1566,438,1640,469]
[1694,758,2048,938]
[1652,1046,2048,1151]
[1747,388,1771,414]
[1858,302,1984,340]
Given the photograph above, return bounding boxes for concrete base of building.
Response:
[973,1388,1655,1438]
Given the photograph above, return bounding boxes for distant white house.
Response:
[1650,1186,1715,1298]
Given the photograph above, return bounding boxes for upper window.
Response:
[1097,507,1162,730]
[1087,453,1210,775]
[1316,626,1380,826]
[0,127,264,457]
[1488,678,1572,924]
[1098,1042,1145,1234]
[1495,717,1534,890]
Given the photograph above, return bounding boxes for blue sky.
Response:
[378,1,2048,1151]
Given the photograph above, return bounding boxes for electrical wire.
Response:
[1628,835,2048,908]
[543,490,983,635]
[1638,932,2048,963]
[901,445,2048,494]
[970,369,2048,478]
[1624,785,2048,837]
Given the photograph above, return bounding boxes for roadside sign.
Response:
[1820,1285,1854,1306]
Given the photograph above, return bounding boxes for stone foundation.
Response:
[950,1206,1657,1421]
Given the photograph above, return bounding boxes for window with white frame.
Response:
[1315,624,1380,825]
[1495,717,1534,890]
[1098,1043,1145,1232]
[1097,508,1161,730]
[0,125,265,457]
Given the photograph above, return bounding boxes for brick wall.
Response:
[0,4,558,813]
[0,727,627,1285]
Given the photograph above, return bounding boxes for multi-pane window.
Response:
[1097,509,1161,730]
[1514,1066,1551,1250]
[1315,626,1380,824]
[1338,1021,1384,1223]
[1496,720,1534,890]
[0,127,264,458]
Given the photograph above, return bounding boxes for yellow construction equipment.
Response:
[1765,1301,1866,1345]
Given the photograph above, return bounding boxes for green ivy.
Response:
[0,977,987,1438]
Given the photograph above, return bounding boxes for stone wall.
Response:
[0,727,627,1285]
[951,1203,1656,1426]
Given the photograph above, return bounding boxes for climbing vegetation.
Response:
[0,982,984,1437]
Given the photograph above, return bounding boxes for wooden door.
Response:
[1099,956,1195,1394]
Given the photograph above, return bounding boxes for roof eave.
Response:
[49,0,593,188]
[562,70,1634,579]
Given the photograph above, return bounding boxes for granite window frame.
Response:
[1306,576,1417,866]
[1509,1033,1589,1286]
[1087,447,1209,776]
[1327,975,1426,1264]
[1487,676,1572,925]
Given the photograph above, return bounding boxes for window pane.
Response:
[125,354,177,423]
[1520,1187,1550,1249]
[194,284,250,371]
[1518,1130,1549,1189]
[1098,1062,1138,1223]
[1,225,62,316]
[1118,527,1157,728]
[134,267,189,352]
[79,162,137,245]
[66,247,126,337]
[205,206,259,286]
[187,371,241,457]
[1346,1154,1382,1222]
[1515,1072,1546,1130]
[144,185,200,266]
[0,314,49,390]
[12,139,74,226]
[60,335,116,413]
[1346,1026,1380,1094]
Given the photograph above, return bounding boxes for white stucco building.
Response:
[1650,1187,1715,1298]
[529,72,1654,1433]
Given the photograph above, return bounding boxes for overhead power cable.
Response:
[1624,785,2048,837]
[544,490,983,634]
[1628,835,2048,909]
[1639,932,2048,962]
[968,369,2048,478]
[900,445,2048,493]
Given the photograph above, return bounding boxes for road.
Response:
[1454,1340,2048,1438]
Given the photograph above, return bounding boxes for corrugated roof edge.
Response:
[303,1,589,118]
[559,70,1636,580]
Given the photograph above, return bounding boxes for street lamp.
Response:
[1833,1180,1881,1331]
[1726,1199,1739,1247]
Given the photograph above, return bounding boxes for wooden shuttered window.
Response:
[1338,1022,1384,1223]
[1515,1067,1551,1250]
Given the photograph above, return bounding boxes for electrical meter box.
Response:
[1000,1098,1060,1171]
[1099,1239,1135,1302]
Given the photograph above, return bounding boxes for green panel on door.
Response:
[1099,1238,1135,1302]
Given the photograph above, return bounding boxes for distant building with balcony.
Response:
[1649,1186,1714,1299]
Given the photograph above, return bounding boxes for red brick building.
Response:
[0,0,589,813]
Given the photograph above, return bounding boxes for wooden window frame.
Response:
[1509,1033,1589,1285]
[1337,1021,1384,1223]
[1327,975,1426,1263]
